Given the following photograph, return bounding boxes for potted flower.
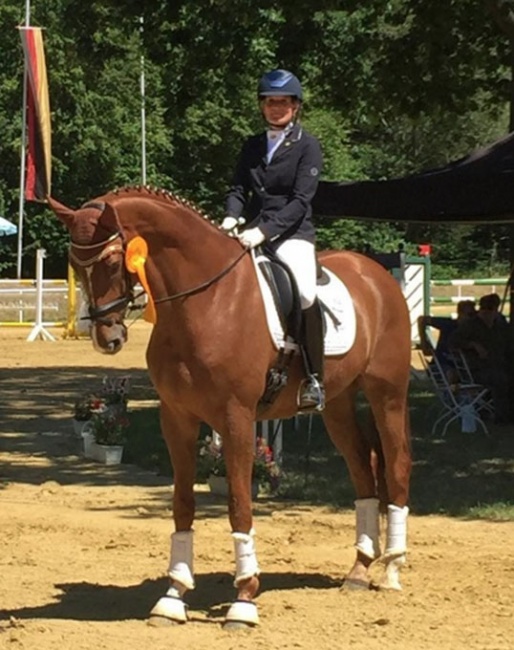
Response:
[254,436,281,493]
[72,393,104,438]
[89,411,130,465]
[100,375,130,417]
[198,434,280,497]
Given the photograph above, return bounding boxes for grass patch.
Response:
[123,382,514,520]
[466,502,514,521]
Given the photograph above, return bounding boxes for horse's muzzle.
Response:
[92,322,127,355]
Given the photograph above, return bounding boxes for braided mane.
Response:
[107,185,220,229]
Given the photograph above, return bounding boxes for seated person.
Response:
[418,300,476,372]
[449,293,513,423]
[484,292,508,325]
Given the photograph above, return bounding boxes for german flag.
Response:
[19,26,51,202]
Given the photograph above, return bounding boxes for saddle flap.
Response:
[252,252,357,356]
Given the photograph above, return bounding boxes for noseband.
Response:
[69,232,133,324]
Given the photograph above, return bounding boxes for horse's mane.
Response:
[105,185,221,231]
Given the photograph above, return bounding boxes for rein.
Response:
[154,247,248,304]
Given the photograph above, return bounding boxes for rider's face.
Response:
[260,95,299,127]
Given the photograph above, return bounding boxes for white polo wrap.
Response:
[355,497,381,559]
[384,504,409,557]
[168,530,195,590]
[232,529,260,587]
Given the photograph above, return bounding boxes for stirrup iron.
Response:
[297,374,325,413]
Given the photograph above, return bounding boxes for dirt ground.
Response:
[0,323,513,650]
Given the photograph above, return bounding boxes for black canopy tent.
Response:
[313,131,514,224]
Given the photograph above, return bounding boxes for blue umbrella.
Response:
[0,216,17,236]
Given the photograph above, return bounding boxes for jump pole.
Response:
[27,248,56,341]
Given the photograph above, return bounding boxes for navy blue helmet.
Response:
[257,69,303,101]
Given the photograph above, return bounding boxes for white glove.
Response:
[237,227,265,249]
[220,216,239,232]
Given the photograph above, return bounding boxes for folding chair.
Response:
[420,352,490,437]
[447,350,495,419]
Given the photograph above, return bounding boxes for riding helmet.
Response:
[257,69,303,101]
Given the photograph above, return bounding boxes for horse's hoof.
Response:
[147,615,184,627]
[223,620,256,631]
[341,578,372,591]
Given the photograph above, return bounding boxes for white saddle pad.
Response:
[253,252,356,356]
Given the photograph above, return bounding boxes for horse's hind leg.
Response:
[364,375,412,591]
[322,388,382,589]
[149,403,200,626]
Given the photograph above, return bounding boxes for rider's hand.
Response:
[220,216,239,233]
[237,227,265,249]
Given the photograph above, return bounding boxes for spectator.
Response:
[418,299,476,372]
[449,293,513,424]
[483,292,508,325]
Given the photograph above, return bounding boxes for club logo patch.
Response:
[310,167,319,176]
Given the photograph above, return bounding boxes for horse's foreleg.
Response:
[149,404,200,626]
[221,416,260,628]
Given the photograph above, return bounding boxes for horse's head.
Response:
[48,196,132,354]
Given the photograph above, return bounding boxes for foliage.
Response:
[73,394,102,421]
[198,435,281,490]
[72,375,130,421]
[91,410,130,446]
[0,1,512,276]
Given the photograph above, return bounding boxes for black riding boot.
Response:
[298,300,325,412]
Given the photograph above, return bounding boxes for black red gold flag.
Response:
[19,26,51,201]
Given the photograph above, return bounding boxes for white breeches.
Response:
[273,239,317,309]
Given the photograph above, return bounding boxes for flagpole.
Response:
[17,0,31,279]
[139,16,147,186]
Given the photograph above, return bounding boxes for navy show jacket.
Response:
[225,123,323,245]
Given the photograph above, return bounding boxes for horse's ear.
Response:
[99,202,123,234]
[47,196,75,230]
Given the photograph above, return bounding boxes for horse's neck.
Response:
[122,199,240,311]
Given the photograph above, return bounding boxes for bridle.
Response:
[69,229,249,323]
[69,232,135,324]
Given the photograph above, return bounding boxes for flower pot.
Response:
[72,418,91,438]
[82,429,98,460]
[96,444,124,466]
[207,474,259,499]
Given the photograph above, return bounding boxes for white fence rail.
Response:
[430,278,509,304]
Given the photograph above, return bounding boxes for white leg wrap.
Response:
[355,498,381,559]
[150,585,188,623]
[168,530,195,590]
[381,554,406,591]
[384,504,409,557]
[232,529,260,587]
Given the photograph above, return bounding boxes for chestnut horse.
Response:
[48,187,412,629]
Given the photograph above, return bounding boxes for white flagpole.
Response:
[139,16,147,186]
[17,0,31,279]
